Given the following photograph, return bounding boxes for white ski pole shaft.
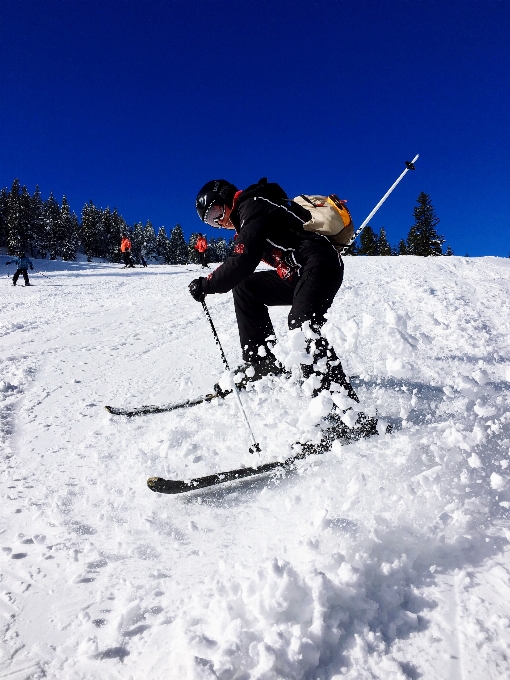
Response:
[341,154,419,254]
[201,300,261,453]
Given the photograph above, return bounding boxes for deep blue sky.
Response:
[1,0,509,256]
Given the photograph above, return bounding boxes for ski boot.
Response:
[302,337,359,402]
[213,356,285,395]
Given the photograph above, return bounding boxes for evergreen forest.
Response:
[0,180,452,263]
[0,180,234,265]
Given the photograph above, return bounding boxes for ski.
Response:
[105,389,232,417]
[147,413,389,495]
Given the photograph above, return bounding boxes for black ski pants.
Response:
[232,260,344,361]
[13,268,30,285]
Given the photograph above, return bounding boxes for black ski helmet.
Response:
[196,180,238,223]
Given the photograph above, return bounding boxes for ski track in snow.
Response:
[1,255,510,679]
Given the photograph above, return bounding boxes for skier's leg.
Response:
[22,269,29,285]
[288,262,358,401]
[233,271,295,362]
[13,269,20,285]
[288,264,343,333]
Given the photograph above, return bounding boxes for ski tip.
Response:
[104,405,125,415]
[147,476,188,494]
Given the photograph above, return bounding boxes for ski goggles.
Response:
[204,202,225,227]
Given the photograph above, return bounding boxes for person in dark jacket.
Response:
[6,252,33,286]
[190,178,357,401]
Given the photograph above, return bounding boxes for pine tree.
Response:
[98,208,124,262]
[61,196,79,260]
[111,210,126,263]
[131,222,145,263]
[100,208,114,261]
[143,220,157,260]
[406,192,444,256]
[44,193,62,259]
[444,245,454,256]
[188,233,201,264]
[208,236,229,263]
[358,225,379,255]
[344,240,358,255]
[156,226,169,261]
[378,227,392,255]
[167,224,188,264]
[398,239,407,255]
[0,188,9,249]
[31,186,46,258]
[81,201,103,260]
[7,179,23,254]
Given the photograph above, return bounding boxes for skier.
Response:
[140,254,148,267]
[190,178,358,401]
[194,234,209,268]
[6,251,33,286]
[120,234,135,268]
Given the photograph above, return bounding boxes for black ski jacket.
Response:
[202,178,340,295]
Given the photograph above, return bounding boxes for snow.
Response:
[1,254,510,679]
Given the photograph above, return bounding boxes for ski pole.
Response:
[32,268,52,280]
[340,154,419,254]
[201,300,261,454]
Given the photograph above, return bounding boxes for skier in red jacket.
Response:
[194,234,209,268]
[120,234,135,268]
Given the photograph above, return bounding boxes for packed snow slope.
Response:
[1,255,510,680]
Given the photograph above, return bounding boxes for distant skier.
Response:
[195,234,209,268]
[6,252,33,286]
[120,234,135,268]
[140,254,148,267]
[190,178,358,401]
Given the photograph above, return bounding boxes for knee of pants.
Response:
[232,279,255,306]
[288,312,324,334]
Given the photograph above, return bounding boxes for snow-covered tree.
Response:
[156,226,169,261]
[0,188,9,249]
[187,232,201,264]
[131,222,145,263]
[30,186,46,258]
[143,220,157,260]
[406,192,444,256]
[208,236,227,263]
[7,179,23,254]
[167,224,188,264]
[43,193,62,259]
[61,196,79,260]
[378,227,392,256]
[358,225,378,255]
[81,201,103,261]
[444,245,454,256]
[99,208,124,262]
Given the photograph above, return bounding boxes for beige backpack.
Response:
[290,194,354,248]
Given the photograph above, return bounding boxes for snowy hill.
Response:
[1,255,510,679]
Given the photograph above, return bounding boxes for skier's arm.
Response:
[202,223,266,294]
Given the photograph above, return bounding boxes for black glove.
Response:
[189,277,207,302]
[30,266,33,270]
